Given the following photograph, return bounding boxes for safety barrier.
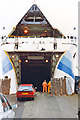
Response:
[0,78,11,95]
[51,77,67,96]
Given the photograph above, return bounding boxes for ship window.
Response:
[67,36,69,39]
[54,43,57,49]
[25,19,34,22]
[64,36,66,39]
[74,37,77,39]
[35,6,37,10]
[32,6,34,11]
[24,17,34,21]
[70,36,73,39]
[35,19,43,22]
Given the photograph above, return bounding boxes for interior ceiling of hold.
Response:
[9,4,64,38]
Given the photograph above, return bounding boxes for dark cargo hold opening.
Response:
[8,51,63,91]
[21,53,52,91]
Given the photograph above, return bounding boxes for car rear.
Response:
[16,84,35,100]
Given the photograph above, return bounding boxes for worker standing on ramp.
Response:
[42,80,47,93]
[48,81,51,93]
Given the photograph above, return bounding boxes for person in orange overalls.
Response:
[42,80,47,93]
[48,81,51,93]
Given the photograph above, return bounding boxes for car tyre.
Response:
[17,98,20,101]
[31,97,34,100]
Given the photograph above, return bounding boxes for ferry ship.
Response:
[0,3,78,92]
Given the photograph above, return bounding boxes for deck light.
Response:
[56,55,59,58]
[25,60,28,63]
[24,29,28,34]
[45,60,48,63]
[19,60,21,63]
[45,30,47,32]
[12,55,15,59]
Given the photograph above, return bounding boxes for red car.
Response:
[16,84,35,101]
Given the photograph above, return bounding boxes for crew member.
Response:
[48,81,51,93]
[42,80,47,93]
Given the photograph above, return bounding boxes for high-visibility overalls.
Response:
[48,81,51,93]
[42,81,47,93]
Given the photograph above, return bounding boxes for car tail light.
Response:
[17,91,22,95]
[30,91,33,94]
